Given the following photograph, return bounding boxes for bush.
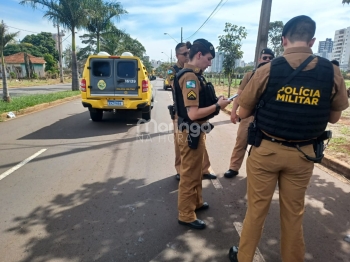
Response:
[32,72,38,79]
[9,72,16,79]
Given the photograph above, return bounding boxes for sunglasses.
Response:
[178,52,189,56]
[262,56,273,61]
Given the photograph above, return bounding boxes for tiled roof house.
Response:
[0,52,46,79]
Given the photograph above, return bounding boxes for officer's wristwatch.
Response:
[215,103,220,114]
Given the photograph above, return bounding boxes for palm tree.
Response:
[19,0,90,91]
[0,20,19,102]
[85,0,127,53]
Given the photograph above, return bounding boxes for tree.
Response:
[85,0,127,53]
[268,21,284,57]
[21,32,59,60]
[44,53,58,73]
[343,0,350,3]
[0,20,19,102]
[4,42,49,57]
[218,22,247,97]
[20,0,90,91]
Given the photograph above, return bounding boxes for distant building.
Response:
[210,52,224,73]
[331,28,350,71]
[315,38,333,60]
[209,52,246,73]
[151,59,162,69]
[318,38,333,53]
[0,52,46,79]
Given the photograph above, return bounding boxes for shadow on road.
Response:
[4,175,242,262]
[19,110,144,140]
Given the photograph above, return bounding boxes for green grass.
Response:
[340,126,350,135]
[0,91,80,115]
[345,80,350,88]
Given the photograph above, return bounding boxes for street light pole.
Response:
[164,32,179,44]
[254,0,272,68]
[181,27,183,43]
[161,52,170,63]
[56,24,64,83]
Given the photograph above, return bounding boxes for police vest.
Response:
[173,64,180,73]
[256,56,334,140]
[174,69,218,122]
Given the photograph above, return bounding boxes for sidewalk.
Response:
[222,108,350,181]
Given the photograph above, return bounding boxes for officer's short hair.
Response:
[175,43,186,54]
[282,15,316,43]
[186,39,215,60]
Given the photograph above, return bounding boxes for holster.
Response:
[247,121,262,147]
[177,117,201,149]
[305,130,332,163]
[187,123,201,149]
[167,104,175,120]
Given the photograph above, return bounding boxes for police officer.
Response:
[174,39,231,229]
[224,48,274,178]
[167,43,217,181]
[229,15,349,261]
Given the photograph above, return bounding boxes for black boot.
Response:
[228,246,239,262]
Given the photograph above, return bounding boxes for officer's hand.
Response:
[231,111,240,124]
[217,96,232,109]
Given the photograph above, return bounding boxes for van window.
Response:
[117,61,136,78]
[92,61,110,77]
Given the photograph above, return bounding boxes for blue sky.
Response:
[1,0,350,63]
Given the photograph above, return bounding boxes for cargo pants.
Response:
[238,139,314,262]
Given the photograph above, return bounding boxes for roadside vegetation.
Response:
[0,91,80,119]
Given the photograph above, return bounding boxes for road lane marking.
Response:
[233,222,266,262]
[0,149,47,181]
[209,167,223,189]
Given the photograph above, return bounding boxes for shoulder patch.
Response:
[187,90,197,100]
[186,80,196,89]
[167,69,174,75]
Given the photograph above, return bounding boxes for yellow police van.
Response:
[80,51,155,121]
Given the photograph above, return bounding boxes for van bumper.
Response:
[82,98,150,110]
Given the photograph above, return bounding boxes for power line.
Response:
[6,25,43,34]
[184,0,226,40]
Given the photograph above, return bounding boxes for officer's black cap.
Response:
[282,15,316,38]
[260,48,275,58]
[193,38,215,58]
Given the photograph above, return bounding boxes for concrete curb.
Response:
[221,108,350,179]
[0,95,80,121]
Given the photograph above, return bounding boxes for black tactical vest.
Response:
[256,56,334,140]
[174,69,218,122]
[173,64,180,73]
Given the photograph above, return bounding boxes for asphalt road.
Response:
[0,79,349,262]
[0,83,72,97]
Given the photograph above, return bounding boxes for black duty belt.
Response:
[262,133,314,148]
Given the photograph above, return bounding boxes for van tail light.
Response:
[142,80,148,92]
[80,79,86,92]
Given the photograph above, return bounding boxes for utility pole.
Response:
[254,0,272,68]
[57,24,64,83]
[170,49,172,64]
[181,27,183,43]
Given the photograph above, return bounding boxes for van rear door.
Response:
[89,58,115,97]
[114,59,139,97]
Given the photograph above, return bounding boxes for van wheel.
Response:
[90,109,103,121]
[141,105,151,121]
